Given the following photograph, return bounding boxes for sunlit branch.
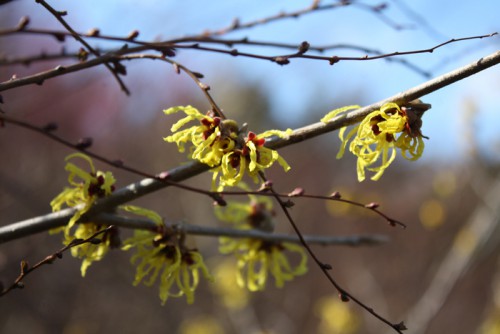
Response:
[1,50,499,242]
[2,32,495,93]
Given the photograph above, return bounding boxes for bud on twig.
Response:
[17,16,30,30]
[76,137,93,150]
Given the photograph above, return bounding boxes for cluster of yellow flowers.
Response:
[49,100,428,305]
[321,102,427,181]
[215,190,308,291]
[50,153,117,276]
[121,206,213,305]
[50,154,212,304]
[164,106,291,190]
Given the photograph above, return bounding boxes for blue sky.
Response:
[6,0,500,162]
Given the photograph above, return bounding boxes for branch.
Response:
[2,33,495,93]
[0,226,113,297]
[34,0,130,94]
[267,49,500,149]
[96,212,389,246]
[1,50,499,242]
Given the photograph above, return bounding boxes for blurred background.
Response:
[0,1,499,333]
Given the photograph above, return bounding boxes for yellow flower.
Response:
[219,238,307,291]
[164,106,291,190]
[214,182,275,231]
[50,153,115,214]
[322,102,427,181]
[215,189,307,291]
[121,206,213,305]
[50,153,117,276]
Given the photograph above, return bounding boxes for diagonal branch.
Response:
[1,50,499,242]
[34,0,130,95]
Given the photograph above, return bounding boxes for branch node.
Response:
[329,56,339,65]
[20,260,29,274]
[298,41,310,54]
[274,56,290,65]
[42,122,58,132]
[17,16,30,30]
[288,187,305,197]
[87,28,100,37]
[394,321,408,331]
[339,292,350,302]
[329,191,342,199]
[365,202,380,209]
[127,30,140,40]
[75,137,93,150]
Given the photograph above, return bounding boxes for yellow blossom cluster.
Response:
[164,106,291,190]
[215,189,308,291]
[50,153,117,276]
[321,102,427,181]
[121,205,213,305]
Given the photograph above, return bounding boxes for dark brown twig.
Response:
[34,0,130,95]
[0,226,113,297]
[258,173,406,333]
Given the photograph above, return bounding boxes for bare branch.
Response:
[1,32,495,93]
[34,0,130,94]
[1,50,499,242]
[0,226,113,297]
[96,212,389,246]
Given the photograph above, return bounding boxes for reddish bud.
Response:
[330,191,341,199]
[288,187,305,197]
[157,171,169,180]
[365,202,380,209]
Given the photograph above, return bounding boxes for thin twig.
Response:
[95,212,389,246]
[1,33,496,93]
[34,0,130,95]
[119,54,226,118]
[267,176,406,333]
[1,50,499,242]
[0,226,113,297]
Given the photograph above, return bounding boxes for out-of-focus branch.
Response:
[96,212,390,246]
[402,171,500,334]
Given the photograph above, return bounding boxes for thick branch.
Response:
[1,50,499,242]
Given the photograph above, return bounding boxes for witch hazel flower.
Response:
[50,153,117,276]
[164,106,291,191]
[121,205,213,305]
[321,101,429,181]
